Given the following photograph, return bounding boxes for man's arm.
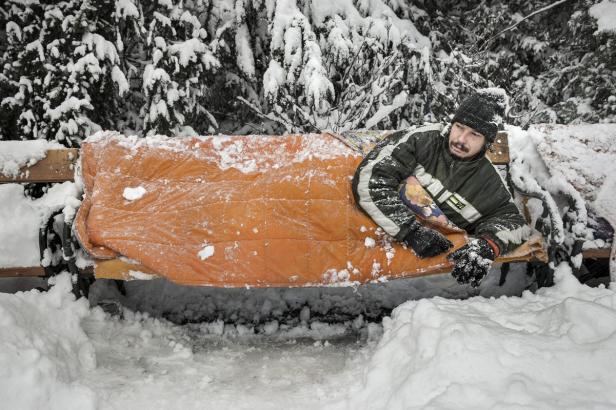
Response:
[474,199,532,256]
[351,126,453,258]
[351,129,420,242]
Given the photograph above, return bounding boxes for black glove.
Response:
[447,237,496,288]
[403,221,453,258]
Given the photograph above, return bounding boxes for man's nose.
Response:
[458,130,470,143]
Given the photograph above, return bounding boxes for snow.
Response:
[123,185,147,201]
[364,237,376,248]
[86,131,358,174]
[0,140,63,177]
[198,243,215,260]
[0,182,79,268]
[334,263,616,410]
[46,97,94,121]
[2,264,616,409]
[0,274,96,410]
[589,0,616,34]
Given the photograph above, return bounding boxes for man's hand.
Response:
[447,237,496,288]
[404,222,453,258]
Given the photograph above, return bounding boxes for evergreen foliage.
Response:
[0,0,614,143]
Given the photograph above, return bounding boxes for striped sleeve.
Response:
[351,129,425,242]
[474,191,532,255]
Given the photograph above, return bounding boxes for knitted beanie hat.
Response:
[451,90,507,142]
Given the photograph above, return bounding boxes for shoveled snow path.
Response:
[79,310,371,410]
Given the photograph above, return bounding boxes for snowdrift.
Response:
[334,263,616,410]
[0,274,96,410]
[74,132,542,287]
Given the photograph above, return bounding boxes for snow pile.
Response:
[589,0,616,34]
[0,140,63,177]
[0,273,96,410]
[336,263,616,409]
[0,182,80,268]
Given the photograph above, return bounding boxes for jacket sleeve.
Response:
[473,193,532,255]
[351,129,421,242]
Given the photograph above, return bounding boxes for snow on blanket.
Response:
[2,267,616,409]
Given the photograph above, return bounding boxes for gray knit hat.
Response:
[451,90,507,142]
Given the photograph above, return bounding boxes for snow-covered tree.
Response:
[141,0,219,136]
[0,0,131,146]
[0,1,47,141]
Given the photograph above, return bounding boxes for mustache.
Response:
[450,141,470,153]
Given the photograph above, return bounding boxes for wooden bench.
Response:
[0,132,610,283]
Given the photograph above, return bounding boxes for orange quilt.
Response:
[74,132,484,287]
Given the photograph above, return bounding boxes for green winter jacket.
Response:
[351,124,531,255]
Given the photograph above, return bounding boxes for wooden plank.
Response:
[0,149,79,183]
[0,267,45,277]
[94,259,159,281]
[487,131,509,165]
[582,247,612,259]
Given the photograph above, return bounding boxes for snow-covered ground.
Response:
[2,265,616,409]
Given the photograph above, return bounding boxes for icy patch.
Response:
[122,186,147,201]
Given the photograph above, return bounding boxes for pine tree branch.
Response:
[478,0,573,52]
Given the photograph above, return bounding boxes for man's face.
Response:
[448,122,487,159]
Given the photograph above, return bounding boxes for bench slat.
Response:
[0,267,46,277]
[487,131,509,165]
[0,149,78,183]
[583,247,612,259]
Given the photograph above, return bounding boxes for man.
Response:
[352,90,531,287]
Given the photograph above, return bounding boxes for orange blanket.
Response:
[74,132,538,287]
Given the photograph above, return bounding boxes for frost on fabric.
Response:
[85,131,358,174]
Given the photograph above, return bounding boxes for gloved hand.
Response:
[447,237,497,288]
[403,221,453,258]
